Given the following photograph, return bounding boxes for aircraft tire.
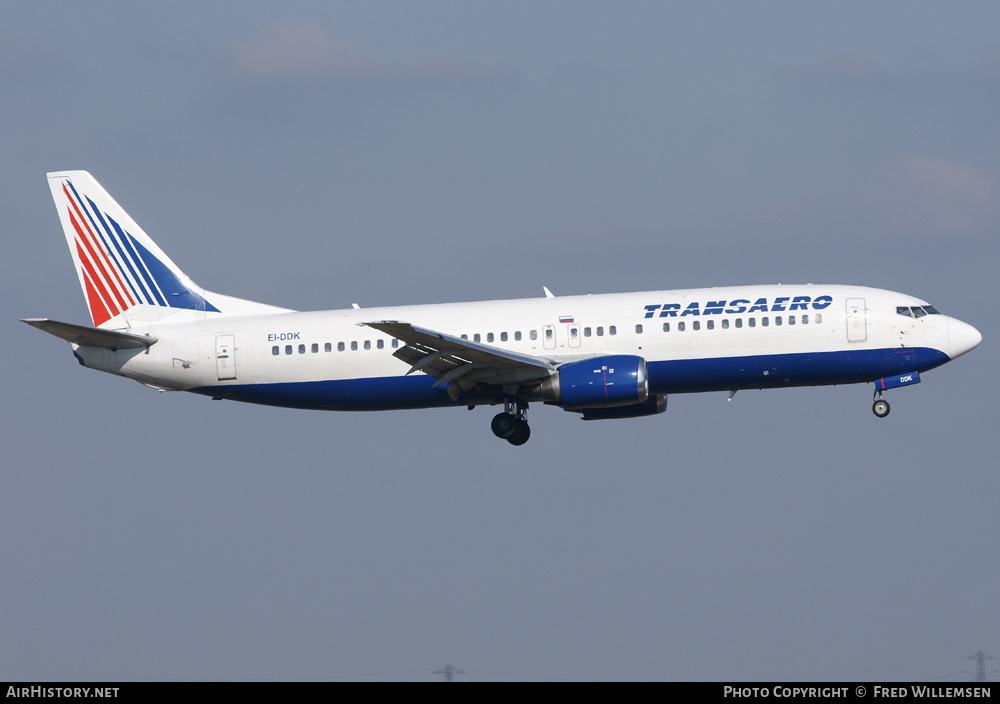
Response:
[507,419,530,446]
[872,399,890,418]
[491,412,518,439]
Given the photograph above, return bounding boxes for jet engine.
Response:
[538,354,649,408]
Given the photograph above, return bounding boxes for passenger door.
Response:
[846,298,867,343]
[215,335,237,380]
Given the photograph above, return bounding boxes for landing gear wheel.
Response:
[507,419,530,446]
[491,412,518,439]
[492,400,531,445]
[872,399,890,418]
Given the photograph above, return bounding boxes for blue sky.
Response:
[2,2,998,681]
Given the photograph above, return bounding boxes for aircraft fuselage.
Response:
[72,284,977,412]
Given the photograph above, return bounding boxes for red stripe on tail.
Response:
[69,209,124,322]
[76,241,113,326]
[63,184,135,312]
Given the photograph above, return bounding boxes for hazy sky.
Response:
[3,2,998,681]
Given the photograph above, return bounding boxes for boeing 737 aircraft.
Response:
[24,171,982,445]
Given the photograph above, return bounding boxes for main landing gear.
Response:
[492,399,531,446]
[872,390,890,418]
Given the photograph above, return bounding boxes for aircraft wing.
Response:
[22,318,157,349]
[362,321,555,400]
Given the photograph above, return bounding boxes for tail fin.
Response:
[47,171,290,328]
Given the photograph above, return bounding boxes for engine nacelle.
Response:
[539,354,649,408]
[581,395,666,420]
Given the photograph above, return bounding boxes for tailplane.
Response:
[47,171,291,328]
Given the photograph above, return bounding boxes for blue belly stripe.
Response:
[191,347,950,410]
[647,346,949,394]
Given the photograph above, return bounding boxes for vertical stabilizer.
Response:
[46,171,290,327]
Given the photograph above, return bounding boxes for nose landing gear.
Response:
[872,390,890,418]
[491,399,531,445]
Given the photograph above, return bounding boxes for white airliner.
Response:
[24,171,982,445]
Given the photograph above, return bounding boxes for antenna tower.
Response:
[966,651,995,682]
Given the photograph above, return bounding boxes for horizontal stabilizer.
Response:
[22,318,157,349]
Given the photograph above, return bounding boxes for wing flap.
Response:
[22,318,157,349]
[363,320,555,398]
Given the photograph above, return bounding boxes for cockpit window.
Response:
[898,305,941,318]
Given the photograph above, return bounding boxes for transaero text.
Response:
[644,295,833,318]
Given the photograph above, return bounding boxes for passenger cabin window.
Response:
[530,330,538,341]
[662,323,670,332]
[636,324,643,334]
[311,343,319,353]
[609,325,617,335]
[514,331,522,341]
[501,332,508,342]
[338,342,345,351]
[272,346,279,356]
[325,342,332,352]
[487,333,494,342]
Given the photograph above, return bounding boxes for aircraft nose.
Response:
[949,318,982,359]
